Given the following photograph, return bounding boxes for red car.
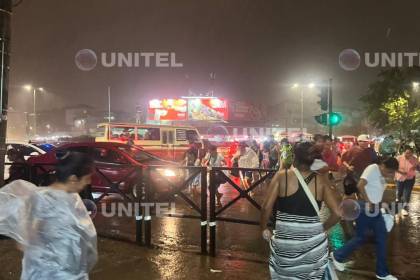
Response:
[27,142,185,201]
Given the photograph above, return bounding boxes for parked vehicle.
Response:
[27,142,185,201]
[4,141,46,181]
[6,141,46,158]
[95,122,202,162]
[31,143,56,152]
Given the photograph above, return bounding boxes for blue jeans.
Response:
[334,202,389,277]
[396,178,415,210]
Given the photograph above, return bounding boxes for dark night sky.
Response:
[9,0,420,113]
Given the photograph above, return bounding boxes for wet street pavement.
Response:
[1,175,420,280]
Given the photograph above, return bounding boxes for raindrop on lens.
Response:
[83,199,97,219]
[75,49,98,71]
[339,199,361,221]
[338,49,361,71]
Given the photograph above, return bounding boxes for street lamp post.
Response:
[24,85,44,137]
[0,0,12,186]
[32,88,36,136]
[300,87,304,134]
[412,81,419,93]
[292,83,314,137]
[412,82,419,102]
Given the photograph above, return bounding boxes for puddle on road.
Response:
[90,186,420,279]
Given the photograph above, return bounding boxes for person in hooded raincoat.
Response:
[0,151,98,280]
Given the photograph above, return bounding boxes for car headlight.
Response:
[156,168,177,177]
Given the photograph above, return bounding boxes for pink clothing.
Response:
[322,149,339,171]
[395,155,418,181]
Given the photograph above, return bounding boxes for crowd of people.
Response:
[182,133,419,210]
[181,133,418,280]
[258,134,418,280]
[0,133,418,279]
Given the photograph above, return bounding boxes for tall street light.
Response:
[292,83,314,136]
[23,85,44,137]
[412,81,420,106]
[412,81,419,92]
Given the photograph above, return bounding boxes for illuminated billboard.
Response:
[148,99,187,121]
[187,98,228,121]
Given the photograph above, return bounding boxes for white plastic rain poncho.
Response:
[0,180,97,280]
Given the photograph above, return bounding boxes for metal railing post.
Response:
[200,167,208,255]
[209,168,216,257]
[144,167,152,247]
[135,167,144,245]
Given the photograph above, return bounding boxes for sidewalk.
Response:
[0,238,379,280]
[0,237,271,280]
[386,184,420,192]
[0,179,419,280]
[2,235,417,280]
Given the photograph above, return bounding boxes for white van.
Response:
[95,123,202,161]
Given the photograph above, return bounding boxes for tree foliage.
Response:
[380,93,420,137]
[361,67,420,139]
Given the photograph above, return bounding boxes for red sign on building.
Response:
[148,99,187,121]
[187,98,228,121]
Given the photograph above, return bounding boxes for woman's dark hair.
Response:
[55,150,94,183]
[380,157,399,171]
[293,142,316,168]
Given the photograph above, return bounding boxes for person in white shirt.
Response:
[331,157,400,280]
[233,142,259,190]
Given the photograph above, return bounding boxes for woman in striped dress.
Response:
[261,142,341,280]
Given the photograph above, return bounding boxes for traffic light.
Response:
[317,85,328,111]
[329,112,343,126]
[314,112,343,126]
[315,113,328,125]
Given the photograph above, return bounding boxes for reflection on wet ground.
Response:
[91,175,420,280]
[1,176,420,279]
[325,190,420,280]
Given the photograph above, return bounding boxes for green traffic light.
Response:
[330,114,339,124]
[315,113,328,125]
[314,112,342,126]
[329,112,342,126]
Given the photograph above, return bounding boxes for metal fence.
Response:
[2,162,277,257]
[208,166,276,256]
